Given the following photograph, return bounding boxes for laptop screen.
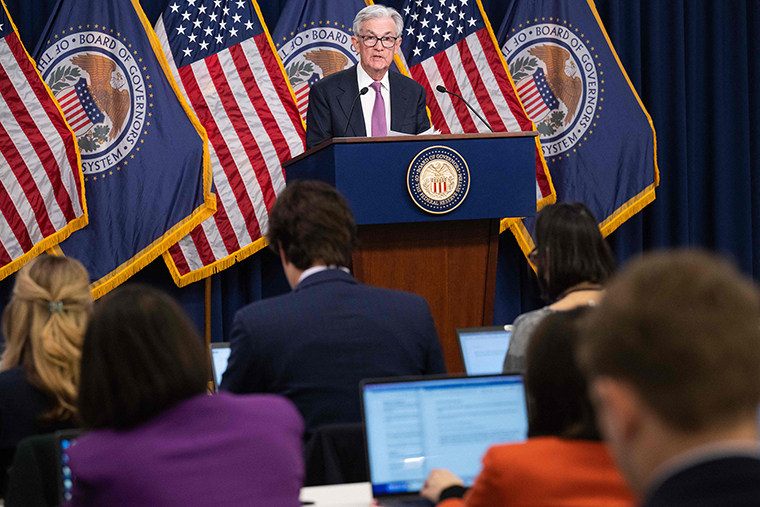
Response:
[210,343,231,388]
[458,326,512,375]
[362,375,528,496]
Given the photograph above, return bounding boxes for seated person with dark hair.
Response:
[579,251,760,506]
[65,286,304,507]
[504,202,615,373]
[421,308,633,507]
[221,180,446,436]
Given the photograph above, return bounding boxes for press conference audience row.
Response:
[1,180,760,506]
[422,251,760,506]
[0,259,304,506]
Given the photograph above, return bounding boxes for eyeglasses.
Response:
[358,35,399,49]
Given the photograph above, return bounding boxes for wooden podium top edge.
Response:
[283,131,540,168]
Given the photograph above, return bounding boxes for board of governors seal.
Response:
[37,30,147,176]
[407,146,470,214]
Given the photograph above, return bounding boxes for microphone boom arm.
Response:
[435,85,494,133]
[342,87,369,137]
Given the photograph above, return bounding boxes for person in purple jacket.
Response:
[65,285,304,507]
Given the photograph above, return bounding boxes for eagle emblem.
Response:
[528,45,582,125]
[510,43,585,138]
[408,146,470,214]
[279,23,357,123]
[303,49,348,78]
[70,54,130,140]
[506,22,600,155]
[39,30,147,173]
[420,161,457,198]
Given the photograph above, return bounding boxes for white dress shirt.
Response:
[297,265,351,285]
[356,64,391,137]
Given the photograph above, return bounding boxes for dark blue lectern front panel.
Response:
[286,135,537,225]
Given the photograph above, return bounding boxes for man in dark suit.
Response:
[305,5,430,149]
[579,251,760,506]
[220,180,446,436]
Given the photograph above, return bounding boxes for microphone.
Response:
[435,85,494,133]
[342,87,369,137]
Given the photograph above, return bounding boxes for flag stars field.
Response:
[155,0,305,283]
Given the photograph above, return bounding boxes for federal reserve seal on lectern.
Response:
[407,146,470,214]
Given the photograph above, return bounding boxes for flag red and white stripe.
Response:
[57,87,91,136]
[517,76,551,123]
[294,81,309,122]
[0,16,85,279]
[156,9,305,285]
[398,0,554,205]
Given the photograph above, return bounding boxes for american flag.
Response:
[0,5,86,279]
[397,0,554,206]
[156,0,305,286]
[516,68,558,123]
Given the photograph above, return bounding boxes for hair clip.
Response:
[48,301,64,313]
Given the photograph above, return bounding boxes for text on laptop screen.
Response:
[459,329,511,375]
[363,375,528,495]
[211,346,231,386]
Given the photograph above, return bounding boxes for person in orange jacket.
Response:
[421,308,634,507]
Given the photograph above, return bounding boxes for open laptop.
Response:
[209,342,231,391]
[456,326,512,375]
[361,374,528,506]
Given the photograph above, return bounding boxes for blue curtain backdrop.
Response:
[1,0,758,341]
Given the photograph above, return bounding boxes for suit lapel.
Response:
[336,65,366,137]
[389,71,411,132]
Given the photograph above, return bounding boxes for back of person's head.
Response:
[533,202,615,301]
[78,285,208,431]
[268,180,357,270]
[525,307,600,441]
[1,255,92,422]
[579,250,760,432]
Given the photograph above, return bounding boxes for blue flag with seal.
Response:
[33,0,215,298]
[497,0,658,250]
[273,0,395,122]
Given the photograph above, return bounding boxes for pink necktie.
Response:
[370,81,387,137]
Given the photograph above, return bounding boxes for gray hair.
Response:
[353,5,404,38]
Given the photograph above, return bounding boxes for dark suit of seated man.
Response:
[579,251,760,507]
[220,180,446,436]
[305,5,430,150]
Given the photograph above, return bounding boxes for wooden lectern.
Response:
[282,132,538,372]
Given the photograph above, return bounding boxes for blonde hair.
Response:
[1,255,92,422]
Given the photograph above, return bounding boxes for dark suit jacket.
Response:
[642,456,760,507]
[220,269,446,435]
[305,65,431,149]
[0,366,74,498]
